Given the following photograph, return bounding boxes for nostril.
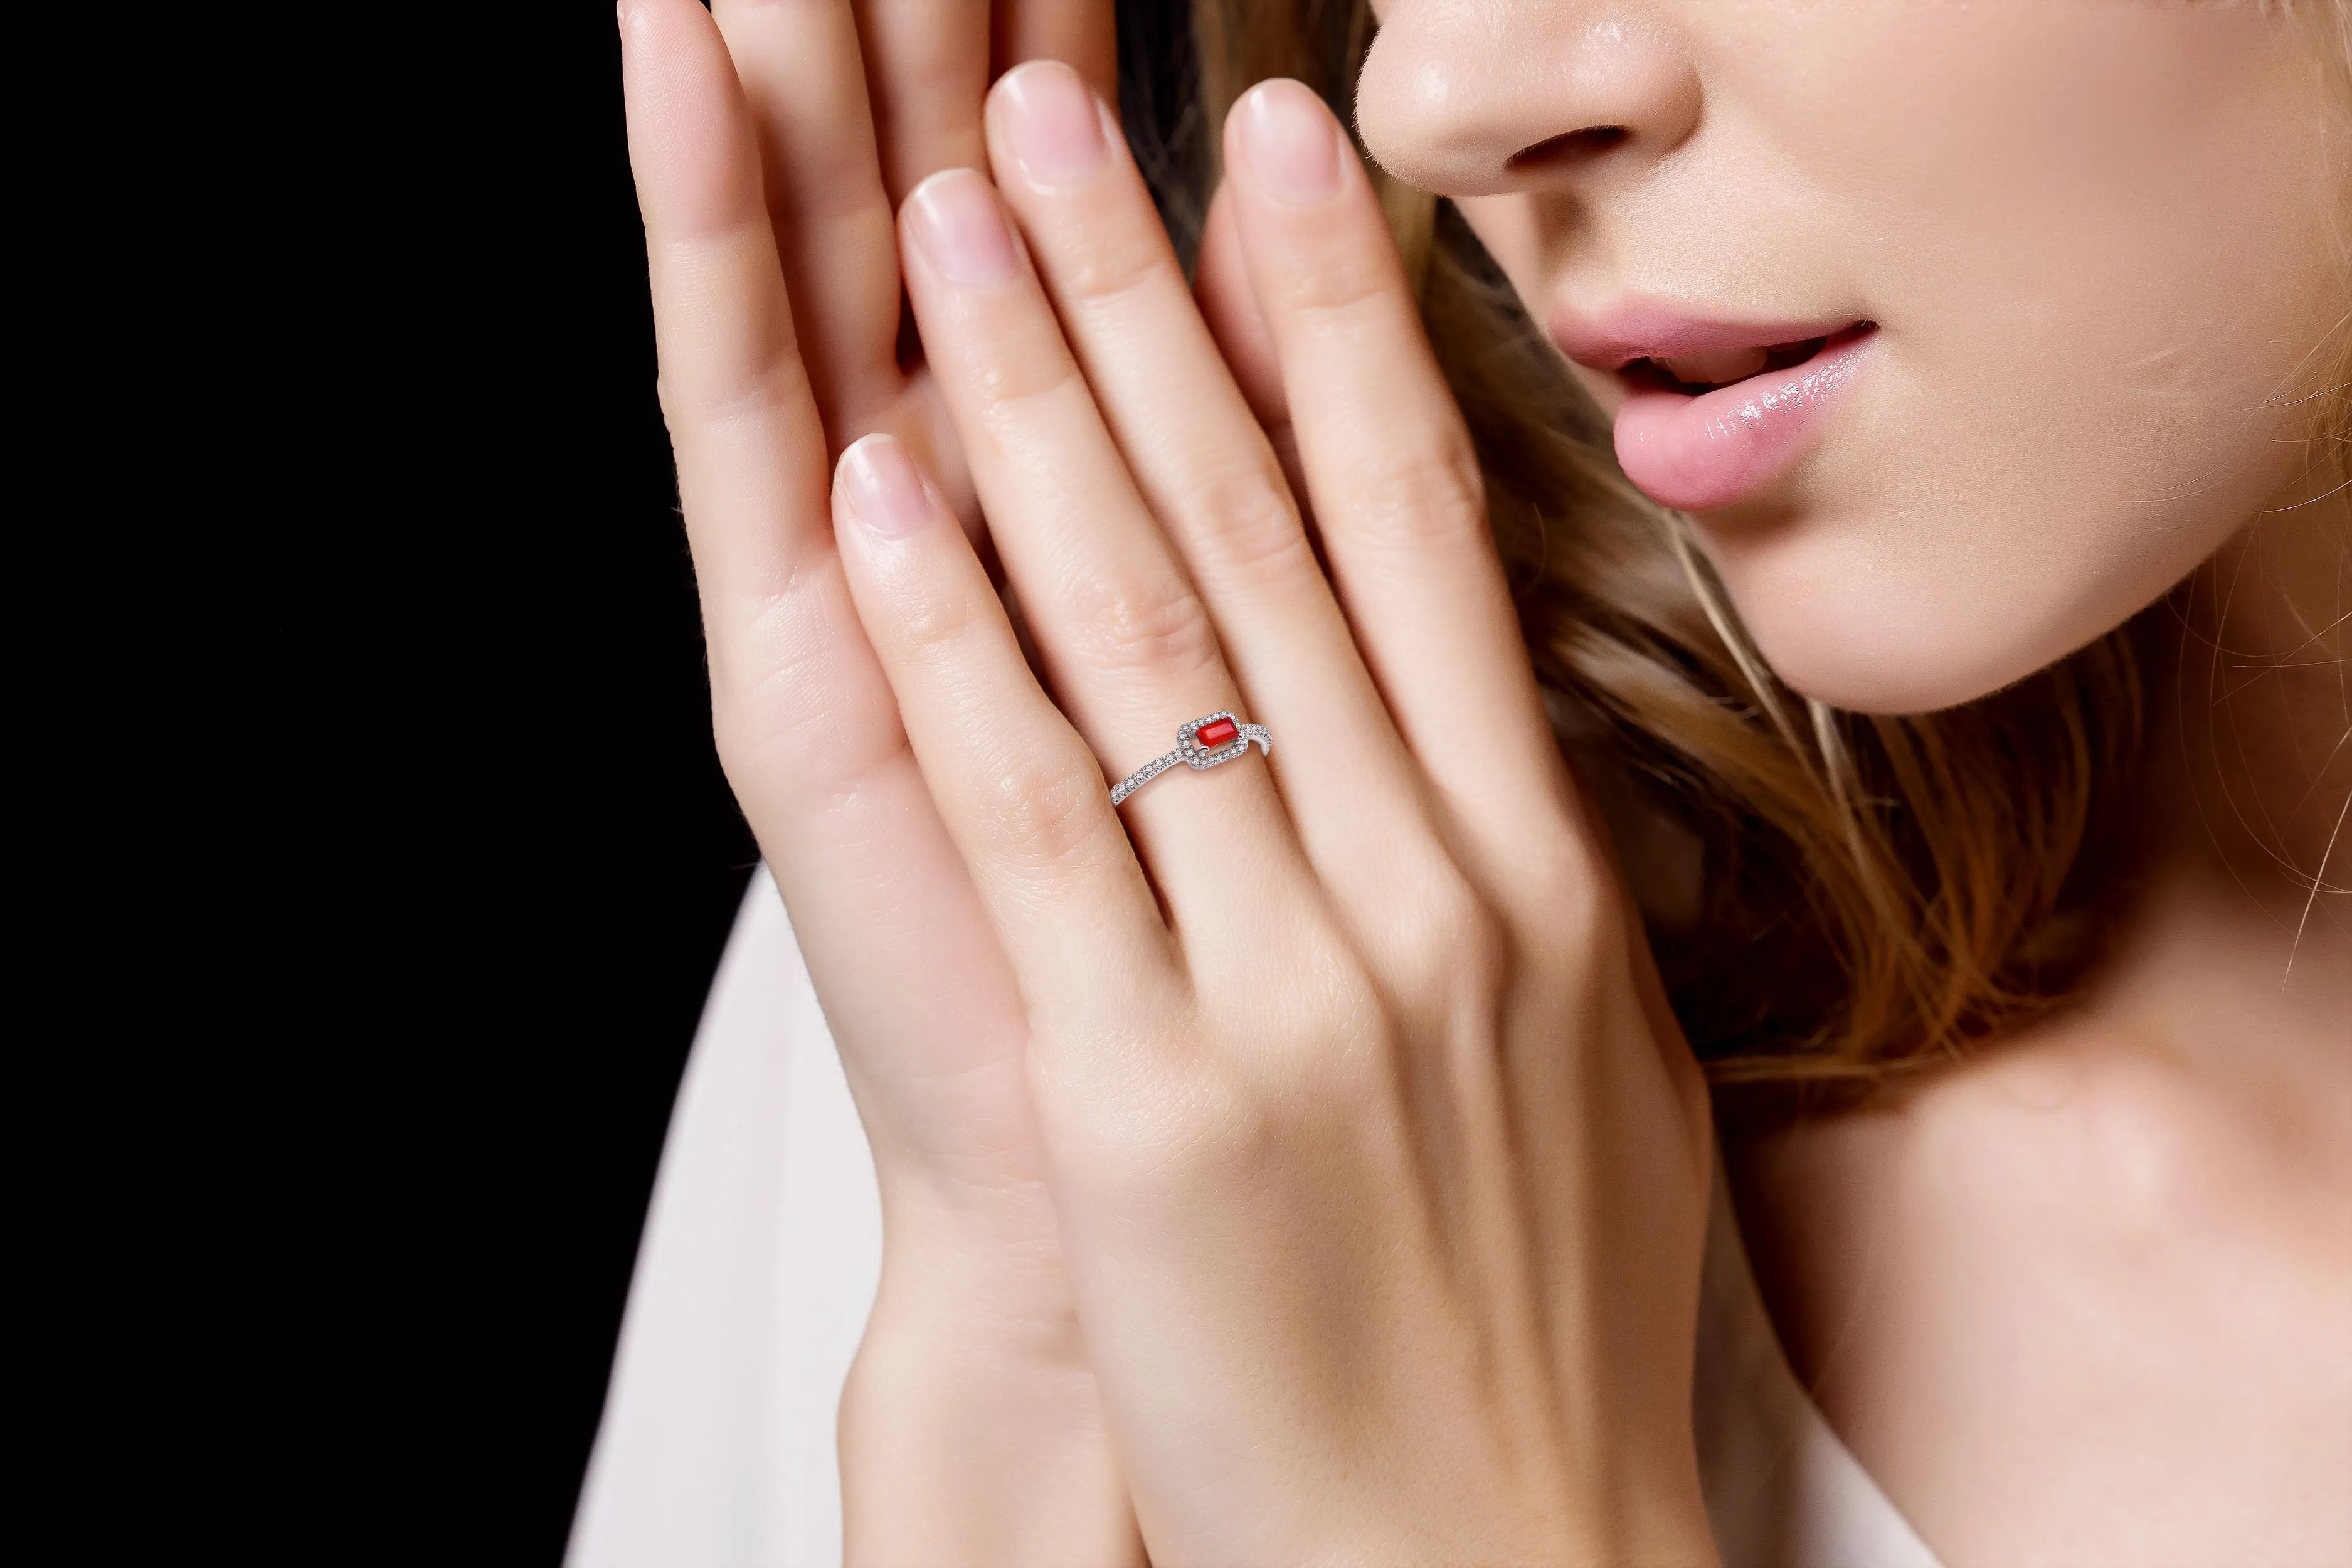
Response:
[1507,125,1629,171]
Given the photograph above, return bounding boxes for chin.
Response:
[1688,427,2273,714]
[1745,624,2048,717]
[1697,513,2132,718]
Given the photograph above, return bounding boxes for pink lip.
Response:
[1546,305,1877,512]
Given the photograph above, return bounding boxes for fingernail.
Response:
[996,61,1109,188]
[904,170,1019,285]
[1239,81,1342,204]
[837,435,934,538]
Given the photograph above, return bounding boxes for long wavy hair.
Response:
[1115,0,2352,1087]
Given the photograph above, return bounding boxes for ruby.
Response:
[1195,717,1239,748]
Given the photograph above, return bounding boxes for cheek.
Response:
[1698,7,2344,712]
[1721,228,2330,714]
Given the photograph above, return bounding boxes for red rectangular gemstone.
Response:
[1195,717,1239,748]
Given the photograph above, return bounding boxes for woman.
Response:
[573,1,2351,1563]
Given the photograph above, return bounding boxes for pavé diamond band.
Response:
[1108,711,1273,806]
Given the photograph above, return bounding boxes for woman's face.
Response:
[1356,1,2346,713]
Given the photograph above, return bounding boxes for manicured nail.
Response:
[838,435,934,539]
[1239,80,1342,203]
[904,170,1019,285]
[996,61,1110,188]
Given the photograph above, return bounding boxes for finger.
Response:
[1194,184,1287,438]
[832,433,1179,1025]
[624,0,1030,1192]
[897,166,1311,933]
[1196,182,1328,589]
[711,0,901,435]
[622,0,821,622]
[856,1,992,205]
[1223,82,1581,862]
[994,0,1118,103]
[984,63,1429,882]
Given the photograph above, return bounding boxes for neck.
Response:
[2115,468,2351,1052]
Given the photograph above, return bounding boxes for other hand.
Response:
[618,3,1135,1562]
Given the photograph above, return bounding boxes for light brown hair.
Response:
[1121,0,2350,1086]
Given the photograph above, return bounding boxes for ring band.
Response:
[1108,711,1273,806]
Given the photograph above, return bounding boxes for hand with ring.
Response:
[620,1,1721,1559]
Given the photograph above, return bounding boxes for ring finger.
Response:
[978,63,1437,884]
[897,167,1308,932]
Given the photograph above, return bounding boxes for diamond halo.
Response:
[1109,710,1273,806]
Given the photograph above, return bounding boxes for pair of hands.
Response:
[618,2,1718,1561]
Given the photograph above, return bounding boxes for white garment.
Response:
[570,868,1944,1567]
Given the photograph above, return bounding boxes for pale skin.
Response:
[617,1,2351,1562]
[1724,499,2352,1566]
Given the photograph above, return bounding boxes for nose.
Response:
[1355,5,1701,199]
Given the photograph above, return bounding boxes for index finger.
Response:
[1223,83,1585,874]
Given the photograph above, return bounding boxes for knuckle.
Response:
[1272,240,1397,322]
[1044,1034,1374,1213]
[1036,993,1399,1204]
[1508,847,1629,998]
[1054,222,1168,313]
[1066,571,1222,680]
[1033,1035,1261,1197]
[1268,984,1403,1123]
[1392,873,1511,999]
[1498,807,1620,930]
[976,750,1111,879]
[658,356,812,440]
[1219,945,1402,1123]
[709,569,843,754]
[1353,439,1490,555]
[1179,461,1319,584]
[892,570,997,665]
[706,584,927,831]
[649,232,810,424]
[973,347,1090,416]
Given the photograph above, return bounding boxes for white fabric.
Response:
[1690,1141,1943,1567]
[570,867,1943,1567]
